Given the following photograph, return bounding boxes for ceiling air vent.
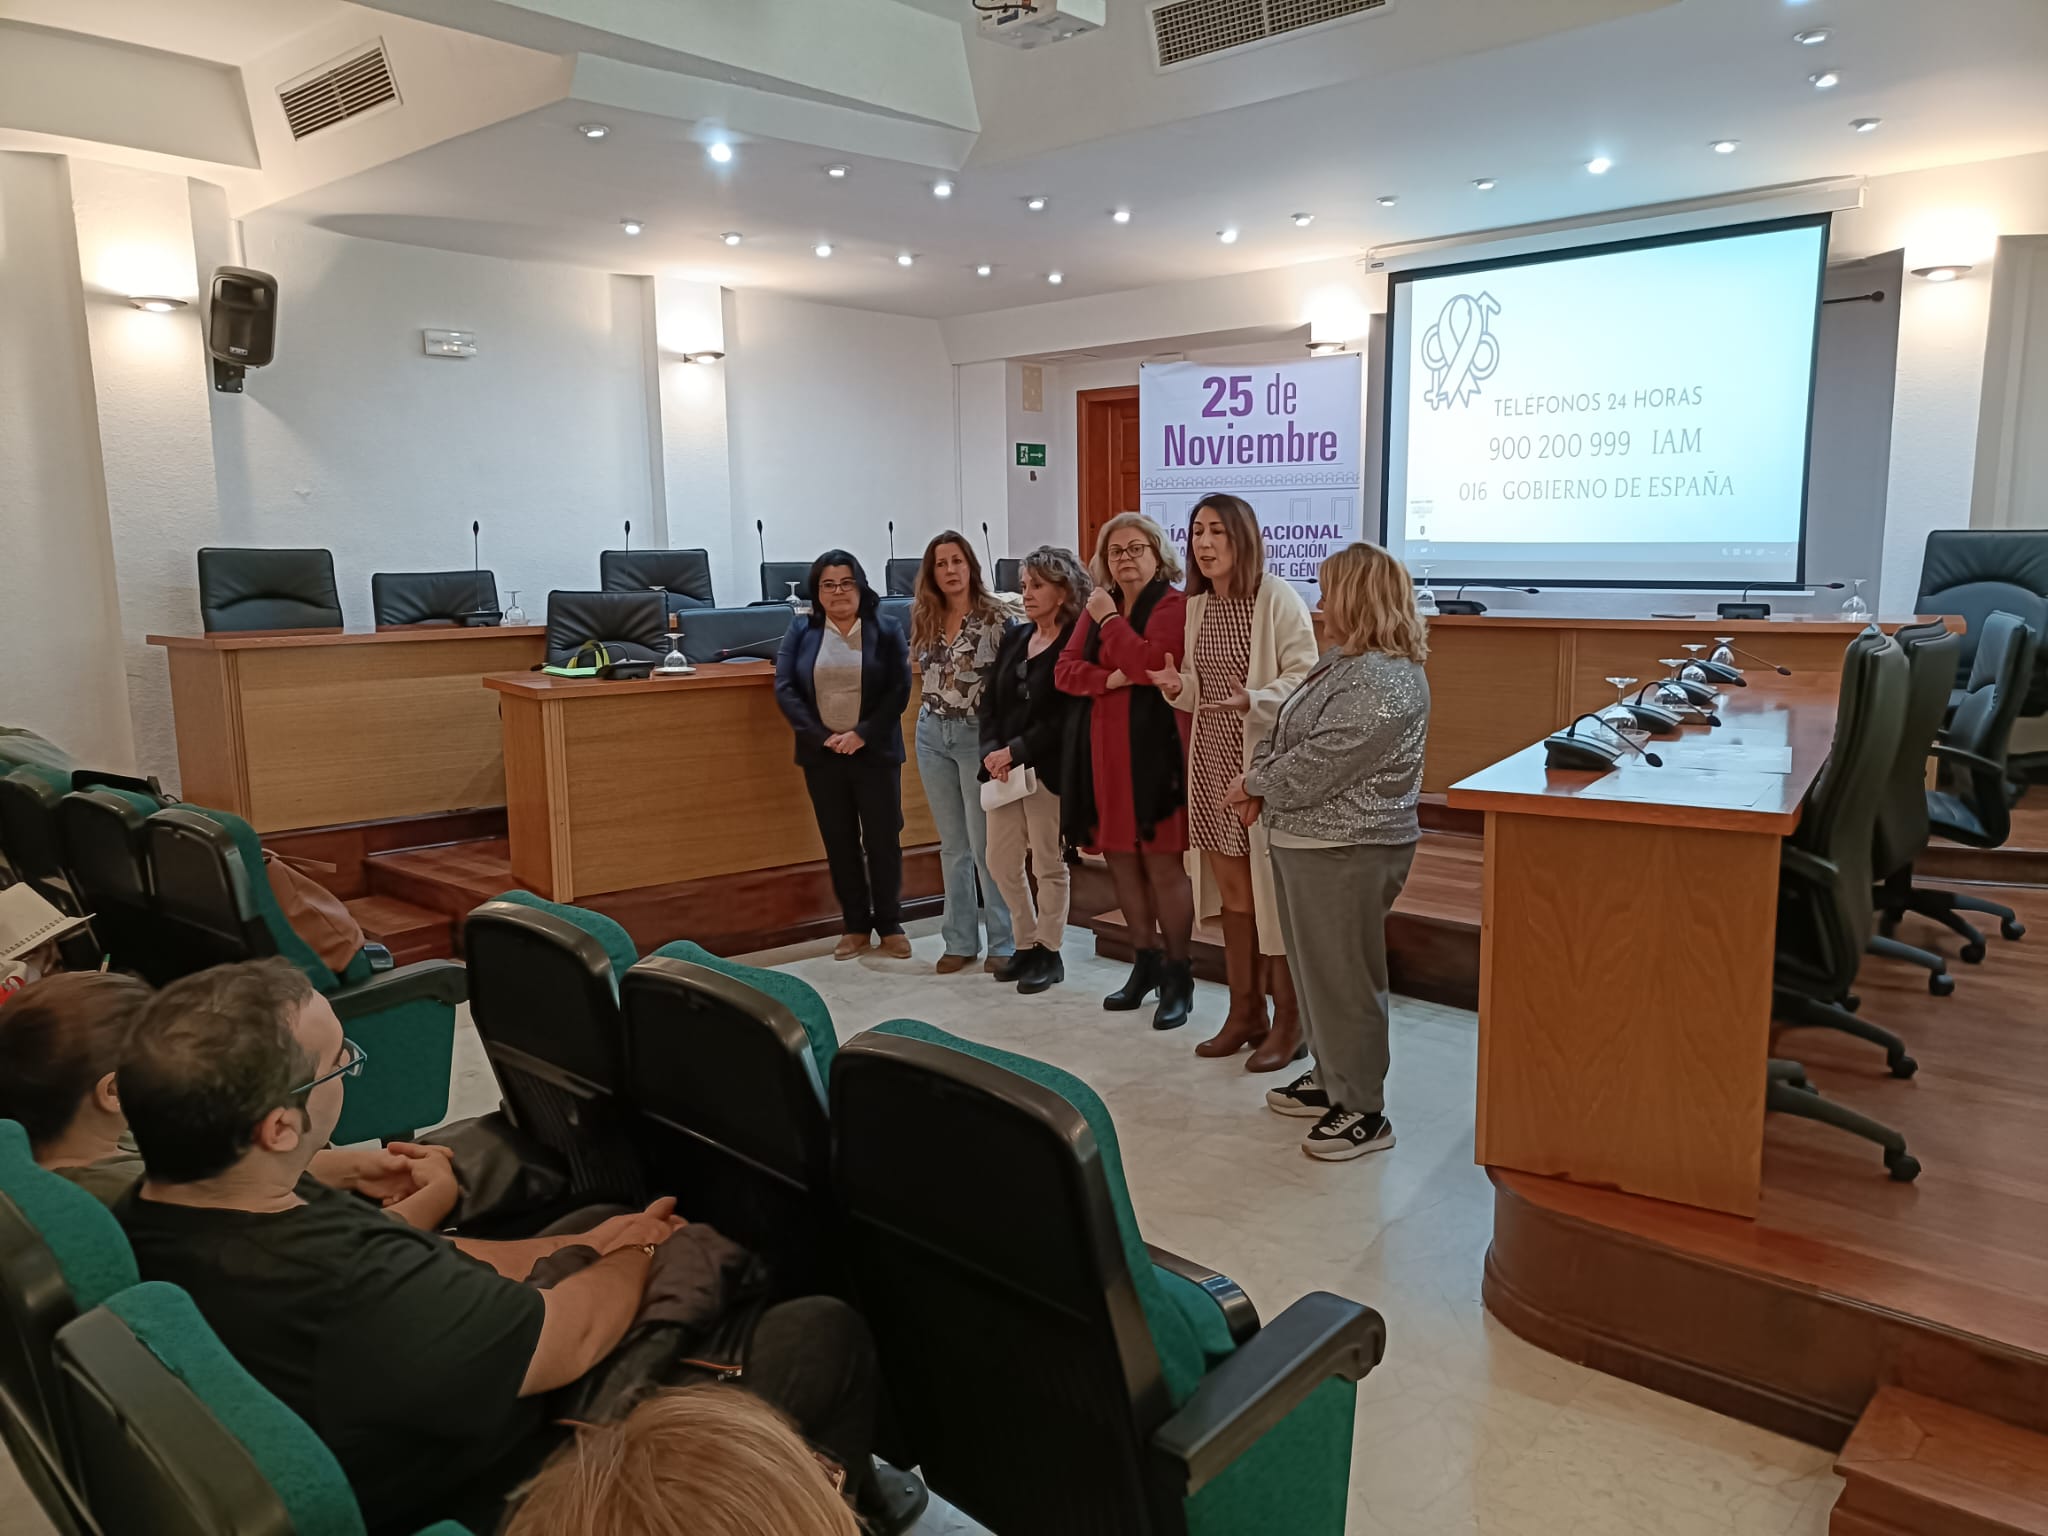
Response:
[278,42,399,141]
[1151,0,1387,70]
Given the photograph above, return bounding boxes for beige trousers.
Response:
[984,783,1069,951]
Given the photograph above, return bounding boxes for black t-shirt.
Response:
[116,1176,549,1534]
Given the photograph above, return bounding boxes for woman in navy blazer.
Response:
[775,549,913,959]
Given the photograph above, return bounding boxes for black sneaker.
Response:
[1265,1070,1329,1119]
[1302,1108,1394,1162]
[1017,946,1064,995]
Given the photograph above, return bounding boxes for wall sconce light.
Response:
[1911,265,1974,283]
[128,296,188,312]
[683,350,725,365]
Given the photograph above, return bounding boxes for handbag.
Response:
[261,851,364,973]
[980,765,1038,811]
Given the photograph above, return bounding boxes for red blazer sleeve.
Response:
[1097,589,1185,678]
[1056,614,1117,697]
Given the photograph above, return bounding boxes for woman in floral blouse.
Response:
[910,531,1016,972]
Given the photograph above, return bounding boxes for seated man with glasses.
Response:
[113,960,689,1532]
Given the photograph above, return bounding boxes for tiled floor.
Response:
[1,920,1842,1534]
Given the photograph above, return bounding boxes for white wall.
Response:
[212,218,658,623]
[1005,361,1058,556]
[724,290,965,590]
[0,152,134,769]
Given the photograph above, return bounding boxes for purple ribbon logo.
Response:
[1420,291,1501,410]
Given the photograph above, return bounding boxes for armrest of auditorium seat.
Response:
[1147,1241,1261,1346]
[1148,1291,1385,1499]
[1932,742,2004,780]
[329,959,468,1018]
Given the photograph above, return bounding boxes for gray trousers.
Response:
[1268,840,1417,1116]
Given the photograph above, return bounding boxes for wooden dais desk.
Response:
[483,663,937,903]
[1448,682,1841,1216]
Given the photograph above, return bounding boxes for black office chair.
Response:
[994,557,1022,593]
[370,569,500,627]
[1913,530,2048,716]
[669,605,796,664]
[831,1021,1382,1536]
[463,896,646,1204]
[55,790,180,986]
[195,548,342,633]
[1881,610,2038,958]
[1865,621,1962,994]
[542,590,667,666]
[760,561,813,605]
[877,595,912,637]
[884,558,921,597]
[600,548,715,616]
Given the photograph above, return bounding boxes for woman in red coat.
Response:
[1056,513,1197,1029]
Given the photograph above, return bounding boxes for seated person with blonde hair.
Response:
[507,1385,859,1536]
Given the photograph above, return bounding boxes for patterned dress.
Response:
[1189,594,1255,856]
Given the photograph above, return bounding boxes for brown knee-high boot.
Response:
[1247,950,1306,1072]
[1195,910,1269,1057]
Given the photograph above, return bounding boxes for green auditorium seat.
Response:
[461,892,646,1203]
[55,1282,471,1536]
[0,1119,140,1536]
[0,765,81,917]
[140,806,465,1147]
[830,1021,1383,1536]
[56,788,186,984]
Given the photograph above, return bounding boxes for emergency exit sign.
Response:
[1015,442,1046,467]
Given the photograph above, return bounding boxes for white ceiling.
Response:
[0,0,350,64]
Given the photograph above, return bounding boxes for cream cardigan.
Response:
[1170,574,1319,954]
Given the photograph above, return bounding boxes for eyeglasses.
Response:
[1105,542,1152,561]
[816,578,859,594]
[290,1038,367,1098]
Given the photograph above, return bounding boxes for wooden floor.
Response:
[1488,880,2048,1454]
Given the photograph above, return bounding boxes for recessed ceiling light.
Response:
[1218,227,1239,244]
[1586,156,1613,175]
[1026,196,1047,211]
[1047,271,1063,284]
[706,140,733,163]
[1809,70,1840,89]
[720,231,743,246]
[1472,178,1497,190]
[1851,117,1883,132]
[576,123,610,139]
[1793,27,1830,44]
[1913,264,1973,283]
[814,242,834,258]
[826,164,849,178]
[1377,195,1399,207]
[933,180,953,199]
[1112,208,1131,223]
[620,219,644,236]
[1711,139,1740,154]
[975,263,993,276]
[1291,212,1315,227]
[897,253,915,267]
[128,295,186,312]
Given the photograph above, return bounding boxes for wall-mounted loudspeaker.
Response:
[207,266,278,393]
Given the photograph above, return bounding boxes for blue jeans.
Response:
[915,711,1014,958]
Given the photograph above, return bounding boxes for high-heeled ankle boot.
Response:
[1103,947,1162,1011]
[1247,953,1306,1072]
[1153,957,1195,1030]
[1196,911,1269,1057]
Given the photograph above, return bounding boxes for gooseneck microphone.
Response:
[1726,645,1792,676]
[463,520,501,625]
[982,521,995,572]
[1437,583,1540,616]
[624,519,631,551]
[1544,712,1664,771]
[757,519,766,565]
[888,520,896,561]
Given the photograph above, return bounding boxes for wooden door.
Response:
[1078,385,1141,563]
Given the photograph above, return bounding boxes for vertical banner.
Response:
[1138,356,1363,595]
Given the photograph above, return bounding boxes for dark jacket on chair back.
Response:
[979,618,1080,797]
[774,615,911,765]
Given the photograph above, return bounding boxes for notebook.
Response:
[0,883,93,961]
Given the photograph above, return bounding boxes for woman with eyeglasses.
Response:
[1055,514,1197,1029]
[775,550,914,960]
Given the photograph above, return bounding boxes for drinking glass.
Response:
[1414,566,1438,618]
[1655,660,1692,707]
[1600,676,1639,733]
[657,633,695,676]
[502,590,526,627]
[1710,635,1737,669]
[1680,642,1709,685]
[1841,579,1869,619]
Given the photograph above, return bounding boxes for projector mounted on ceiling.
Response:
[976,0,1105,49]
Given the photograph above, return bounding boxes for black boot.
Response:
[1018,946,1064,995]
[1104,948,1163,1011]
[1152,958,1195,1030]
[991,949,1027,982]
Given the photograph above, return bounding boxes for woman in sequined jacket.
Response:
[1228,542,1430,1164]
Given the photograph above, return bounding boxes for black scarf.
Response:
[1062,576,1185,846]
